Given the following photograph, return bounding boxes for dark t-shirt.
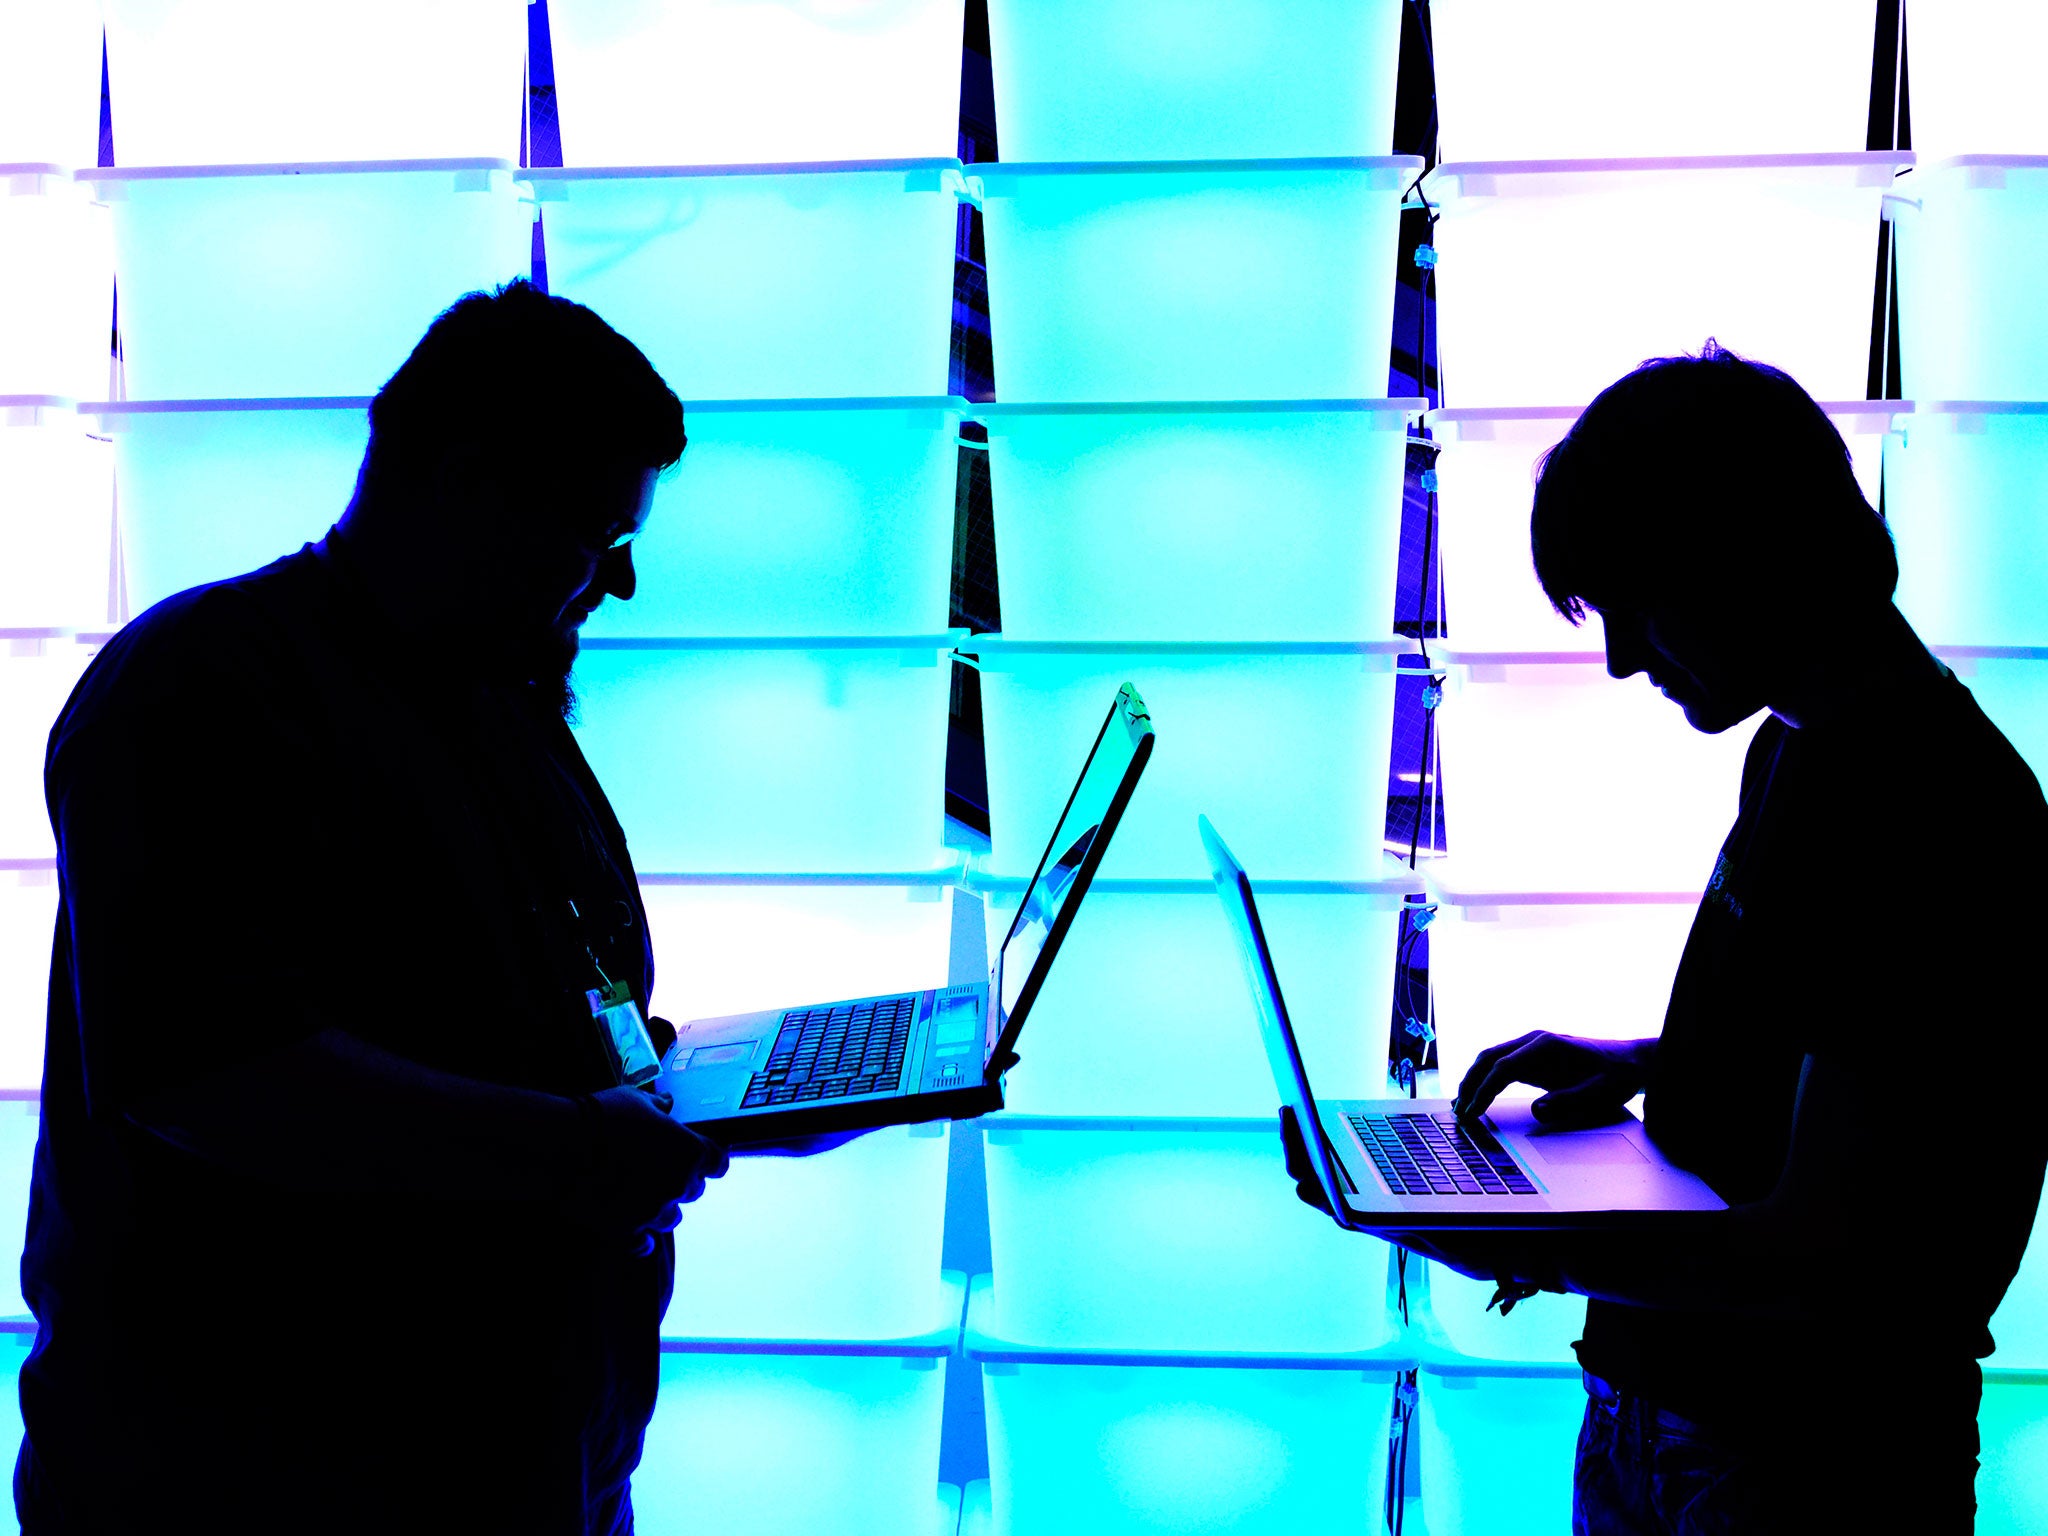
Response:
[19,535,668,1533]
[1576,669,2048,1439]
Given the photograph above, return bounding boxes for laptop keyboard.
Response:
[1347,1111,1539,1197]
[739,996,917,1109]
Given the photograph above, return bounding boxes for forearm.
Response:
[125,1027,588,1203]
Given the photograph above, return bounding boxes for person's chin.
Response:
[1676,693,1764,735]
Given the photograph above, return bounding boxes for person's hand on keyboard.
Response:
[1454,1032,1657,1129]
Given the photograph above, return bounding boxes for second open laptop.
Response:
[1199,814,1724,1232]
[658,684,1154,1146]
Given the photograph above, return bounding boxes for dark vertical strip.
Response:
[1865,0,1906,401]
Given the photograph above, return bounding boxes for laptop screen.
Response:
[987,684,1153,1061]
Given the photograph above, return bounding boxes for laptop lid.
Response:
[983,684,1154,1075]
[1198,813,1357,1226]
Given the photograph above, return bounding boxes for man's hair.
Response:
[356,279,685,513]
[1529,342,1898,625]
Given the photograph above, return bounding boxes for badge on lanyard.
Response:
[589,977,662,1088]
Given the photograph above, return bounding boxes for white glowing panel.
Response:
[100,0,526,165]
[634,1345,948,1536]
[1424,156,1902,409]
[0,173,111,404]
[535,164,965,402]
[1980,1382,2048,1536]
[981,881,1407,1117]
[571,642,953,875]
[1428,0,1875,161]
[0,403,112,635]
[986,0,1402,161]
[87,163,531,401]
[1885,406,2048,650]
[977,159,1416,403]
[981,402,1416,642]
[976,643,1402,881]
[665,1124,950,1342]
[973,1291,1395,1536]
[1894,159,2048,401]
[1988,1197,2048,1372]
[1430,404,1888,653]
[982,1119,1396,1353]
[0,644,91,862]
[1416,1369,1582,1535]
[1951,656,2048,790]
[1433,659,1756,891]
[640,881,954,1025]
[1902,1,2048,160]
[1415,1259,1582,1368]
[585,400,962,641]
[1422,876,1700,1096]
[0,1099,33,1312]
[0,879,58,1097]
[549,0,964,166]
[94,400,368,616]
[0,0,103,168]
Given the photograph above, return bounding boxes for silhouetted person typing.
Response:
[19,282,730,1534]
[1286,347,2047,1532]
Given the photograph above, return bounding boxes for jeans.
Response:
[1571,1371,1978,1536]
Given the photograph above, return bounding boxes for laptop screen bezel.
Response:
[984,684,1154,1075]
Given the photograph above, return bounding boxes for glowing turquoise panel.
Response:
[1434,658,1758,890]
[585,400,962,640]
[96,401,369,615]
[982,1119,1396,1353]
[1957,656,2048,789]
[100,0,527,165]
[0,1102,34,1314]
[0,403,113,635]
[1886,407,2048,649]
[976,160,1414,403]
[1416,1369,1582,1535]
[0,644,89,862]
[0,1329,23,1533]
[1423,869,1700,1095]
[634,1349,947,1536]
[1979,1381,2048,1536]
[976,644,1402,881]
[985,0,1402,161]
[1895,160,2048,400]
[570,642,953,874]
[1988,1196,2048,1372]
[0,0,103,168]
[1414,1258,1583,1368]
[641,880,954,1027]
[0,175,111,403]
[549,0,964,166]
[0,883,53,1092]
[980,402,1416,642]
[981,882,1407,1117]
[87,164,531,400]
[1429,0,1874,160]
[664,1123,950,1342]
[1908,5,2048,160]
[1425,156,1901,409]
[534,165,965,401]
[1430,404,1888,653]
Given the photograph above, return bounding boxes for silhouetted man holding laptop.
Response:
[1282,348,2047,1532]
[21,283,730,1533]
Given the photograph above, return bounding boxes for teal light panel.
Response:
[985,0,1403,161]
[982,1122,1395,1354]
[981,401,1416,641]
[976,159,1416,403]
[1416,1370,1584,1535]
[584,400,964,640]
[1980,1382,2048,1536]
[1895,159,2048,401]
[0,1103,35,1311]
[89,164,532,400]
[976,646,1401,881]
[98,401,370,616]
[570,643,953,875]
[1951,657,2048,790]
[535,165,967,401]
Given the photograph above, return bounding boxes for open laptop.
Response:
[658,684,1154,1146]
[1199,814,1724,1231]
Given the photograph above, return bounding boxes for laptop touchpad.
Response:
[1526,1134,1647,1166]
